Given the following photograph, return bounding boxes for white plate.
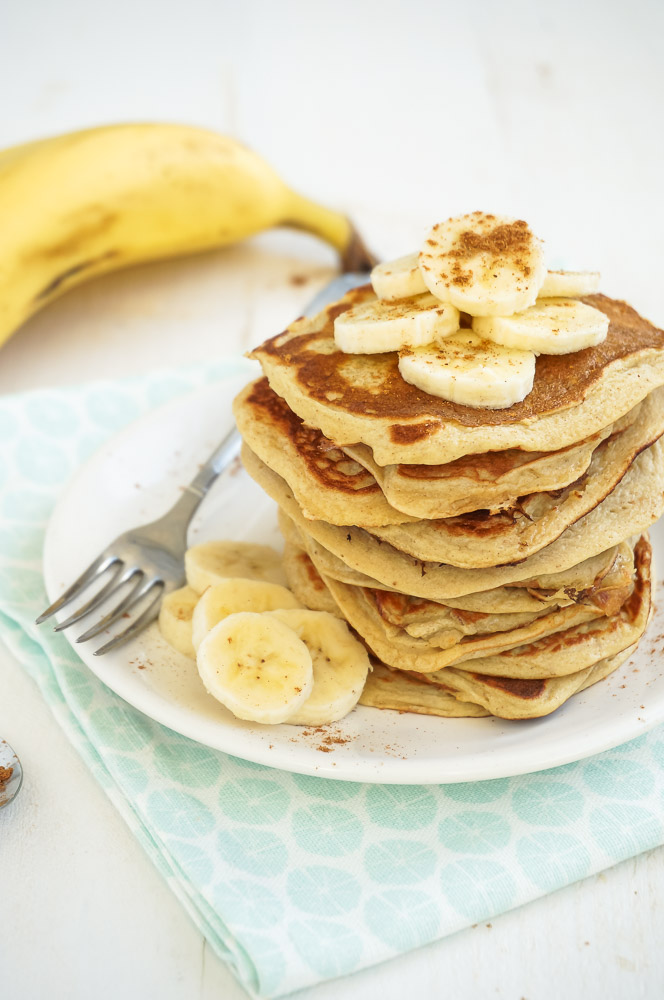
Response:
[43,370,664,784]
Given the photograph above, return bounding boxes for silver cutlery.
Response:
[36,272,369,654]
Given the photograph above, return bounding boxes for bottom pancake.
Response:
[359,663,490,718]
[359,643,637,720]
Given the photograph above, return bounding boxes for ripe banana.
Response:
[333,294,460,353]
[473,298,609,355]
[268,609,370,726]
[419,212,546,316]
[197,611,314,724]
[372,254,600,307]
[398,332,536,409]
[0,123,375,348]
[191,578,301,652]
[158,585,198,659]
[185,540,287,592]
[337,217,607,408]
[539,269,600,298]
[371,252,427,300]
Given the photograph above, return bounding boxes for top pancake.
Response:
[250,286,664,464]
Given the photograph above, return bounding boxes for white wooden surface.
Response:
[2,1,664,997]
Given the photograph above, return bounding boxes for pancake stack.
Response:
[234,225,664,720]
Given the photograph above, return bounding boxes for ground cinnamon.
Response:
[446,215,534,282]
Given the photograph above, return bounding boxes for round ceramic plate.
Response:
[43,370,664,783]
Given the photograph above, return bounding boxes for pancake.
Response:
[359,663,490,718]
[250,287,664,465]
[343,402,642,520]
[439,640,642,719]
[323,573,602,672]
[282,531,633,617]
[357,542,634,644]
[368,388,664,566]
[397,536,649,678]
[280,535,644,675]
[282,535,645,716]
[279,504,635,611]
[313,539,649,716]
[361,643,637,720]
[243,441,664,600]
[233,378,415,526]
[282,541,339,615]
[235,379,655,538]
[362,588,552,641]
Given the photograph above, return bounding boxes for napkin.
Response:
[2,362,664,999]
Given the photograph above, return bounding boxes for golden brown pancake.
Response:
[233,378,415,526]
[243,442,664,600]
[359,663,490,718]
[235,378,655,531]
[238,274,661,723]
[282,541,339,615]
[282,533,634,617]
[282,532,640,676]
[343,400,642,519]
[250,287,664,464]
[361,643,637,720]
[363,388,664,566]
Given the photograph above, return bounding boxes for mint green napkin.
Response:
[2,362,664,999]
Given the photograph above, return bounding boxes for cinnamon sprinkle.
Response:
[446,218,534,283]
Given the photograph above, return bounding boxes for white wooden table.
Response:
[2,1,664,996]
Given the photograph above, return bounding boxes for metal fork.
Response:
[36,272,370,655]
[36,428,243,654]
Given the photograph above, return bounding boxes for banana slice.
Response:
[473,298,609,355]
[158,585,198,659]
[191,578,302,652]
[419,213,546,316]
[333,294,459,354]
[268,609,370,726]
[197,611,313,724]
[398,332,536,409]
[371,252,427,301]
[185,541,287,593]
[539,270,600,298]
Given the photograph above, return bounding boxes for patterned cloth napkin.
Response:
[2,362,664,999]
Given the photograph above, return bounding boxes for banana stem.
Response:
[283,190,378,272]
[340,223,380,273]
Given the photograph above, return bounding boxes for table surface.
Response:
[2,1,664,997]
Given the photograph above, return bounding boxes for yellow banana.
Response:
[0,123,375,348]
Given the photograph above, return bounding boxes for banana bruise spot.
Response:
[33,250,119,302]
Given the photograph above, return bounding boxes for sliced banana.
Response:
[539,269,600,298]
[398,331,536,409]
[371,252,427,301]
[472,298,609,355]
[192,578,302,652]
[158,585,198,659]
[268,609,370,726]
[419,212,546,316]
[333,294,460,354]
[185,540,287,593]
[197,611,313,724]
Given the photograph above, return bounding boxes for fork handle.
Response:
[186,426,243,498]
[163,426,243,530]
[162,272,370,530]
